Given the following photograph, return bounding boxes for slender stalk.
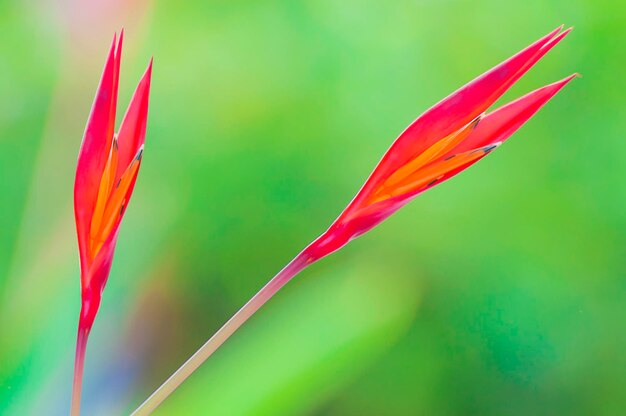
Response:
[131,250,313,415]
[71,324,89,416]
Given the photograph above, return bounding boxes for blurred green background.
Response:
[1,0,625,415]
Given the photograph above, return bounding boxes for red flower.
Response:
[133,26,576,414]
[72,31,152,415]
[305,26,575,260]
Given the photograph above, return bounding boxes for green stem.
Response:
[131,250,312,415]
[71,324,89,416]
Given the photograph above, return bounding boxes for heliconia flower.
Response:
[133,26,575,414]
[71,31,152,416]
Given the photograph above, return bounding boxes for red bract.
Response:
[304,26,575,261]
[72,31,151,416]
[133,26,575,414]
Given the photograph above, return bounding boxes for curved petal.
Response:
[450,74,577,154]
[320,73,575,255]
[74,34,122,275]
[91,147,143,256]
[115,59,152,181]
[347,26,571,214]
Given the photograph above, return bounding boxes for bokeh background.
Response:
[1,0,625,414]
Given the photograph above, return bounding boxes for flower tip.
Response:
[554,73,579,87]
[544,26,571,48]
[107,33,117,57]
[554,73,580,89]
[139,59,153,92]
[118,28,125,49]
[483,142,502,153]
[546,24,564,39]
[136,147,144,161]
[143,57,154,80]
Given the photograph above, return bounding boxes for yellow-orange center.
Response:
[88,138,141,259]
[367,115,484,205]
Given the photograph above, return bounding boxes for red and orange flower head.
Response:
[305,26,576,260]
[132,27,577,414]
[71,31,151,415]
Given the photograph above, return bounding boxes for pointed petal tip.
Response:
[484,141,502,152]
[541,27,570,51]
[551,24,565,36]
[538,25,564,45]
[117,28,124,51]
[551,24,573,36]
[531,25,565,52]
[558,26,573,37]
[550,73,579,89]
[111,30,123,75]
[107,33,117,58]
[553,72,580,90]
[141,59,153,87]
[142,58,153,80]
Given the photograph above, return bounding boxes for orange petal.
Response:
[92,147,143,256]
[368,143,500,204]
[373,115,482,199]
[89,137,119,258]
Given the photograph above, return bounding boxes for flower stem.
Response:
[131,249,313,415]
[71,324,89,416]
